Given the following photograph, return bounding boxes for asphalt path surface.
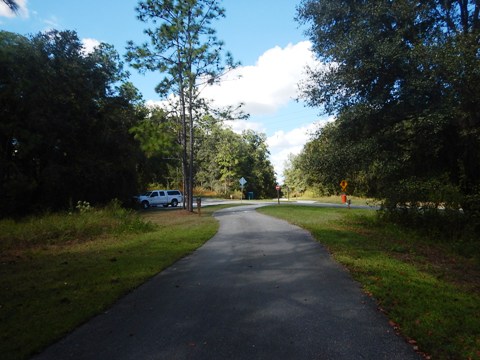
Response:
[34,204,419,360]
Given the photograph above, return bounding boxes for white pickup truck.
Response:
[137,190,183,209]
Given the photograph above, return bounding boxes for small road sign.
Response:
[276,185,280,191]
[340,180,348,190]
[239,177,247,202]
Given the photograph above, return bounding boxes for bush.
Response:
[228,190,243,200]
[381,177,463,211]
[376,177,480,260]
[0,202,155,251]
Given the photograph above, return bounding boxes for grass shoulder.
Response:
[0,204,231,360]
[258,204,480,360]
[287,194,378,206]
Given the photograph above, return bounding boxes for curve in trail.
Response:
[34,205,419,360]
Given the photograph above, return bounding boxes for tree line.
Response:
[0,27,275,217]
[286,0,480,237]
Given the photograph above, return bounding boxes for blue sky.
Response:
[1,0,331,181]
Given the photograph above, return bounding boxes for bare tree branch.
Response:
[2,0,19,13]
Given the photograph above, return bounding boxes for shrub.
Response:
[375,177,480,260]
[0,203,155,251]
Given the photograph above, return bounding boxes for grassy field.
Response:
[258,205,480,360]
[2,203,478,359]
[0,204,229,360]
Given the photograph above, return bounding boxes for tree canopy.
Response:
[126,0,238,211]
[1,25,275,217]
[196,122,276,199]
[0,30,145,216]
[295,0,480,218]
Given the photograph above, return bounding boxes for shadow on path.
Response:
[33,205,419,360]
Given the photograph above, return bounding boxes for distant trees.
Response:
[240,129,277,198]
[195,117,277,198]
[133,111,277,199]
[1,2,276,217]
[0,30,145,216]
[126,0,238,211]
[295,0,480,220]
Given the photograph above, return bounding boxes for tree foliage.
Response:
[195,117,276,198]
[127,110,276,199]
[283,154,307,196]
[295,0,480,222]
[0,30,145,216]
[126,0,238,211]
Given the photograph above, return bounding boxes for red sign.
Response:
[276,185,281,191]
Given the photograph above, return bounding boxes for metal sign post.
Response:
[276,185,281,204]
[340,180,350,208]
[239,177,247,203]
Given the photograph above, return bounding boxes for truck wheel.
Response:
[141,200,149,209]
[171,199,178,207]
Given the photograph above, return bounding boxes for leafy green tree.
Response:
[194,117,276,198]
[294,120,378,197]
[130,106,180,159]
[240,130,276,199]
[215,130,243,194]
[126,0,237,211]
[0,30,144,216]
[194,118,244,194]
[194,116,226,192]
[130,106,185,191]
[283,154,304,196]
[296,0,480,214]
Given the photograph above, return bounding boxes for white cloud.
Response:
[145,41,322,120]
[143,41,331,183]
[145,97,181,116]
[224,119,265,134]
[81,38,101,55]
[267,123,317,181]
[268,123,317,151]
[43,15,60,30]
[201,41,320,116]
[267,117,335,182]
[0,0,28,18]
[145,99,165,108]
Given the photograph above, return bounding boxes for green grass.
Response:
[288,194,377,206]
[0,205,228,360]
[258,205,480,360]
[3,203,478,359]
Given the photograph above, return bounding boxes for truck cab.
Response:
[137,190,183,209]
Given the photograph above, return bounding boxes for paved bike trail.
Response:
[33,205,420,359]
